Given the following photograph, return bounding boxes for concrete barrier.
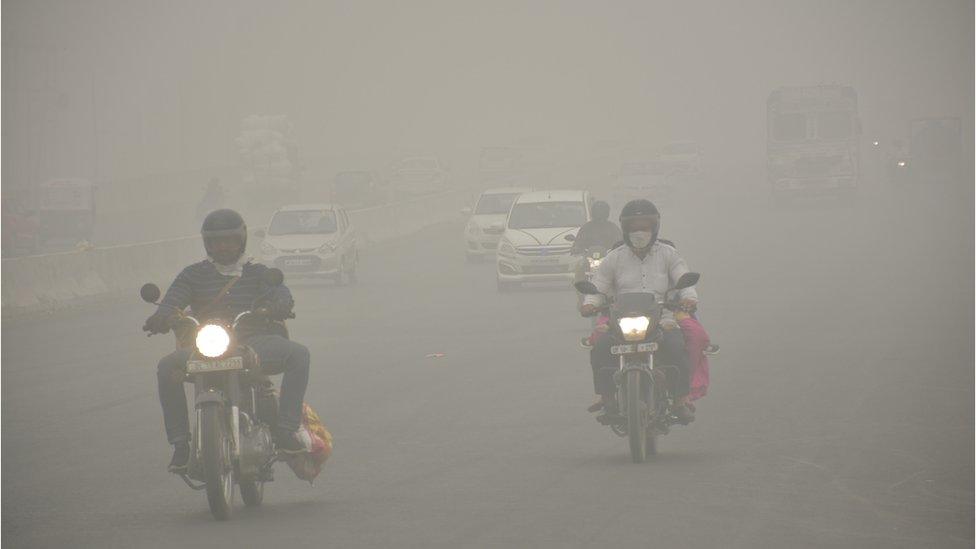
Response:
[2,190,469,316]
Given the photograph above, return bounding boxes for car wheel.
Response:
[347,252,358,284]
[333,260,345,286]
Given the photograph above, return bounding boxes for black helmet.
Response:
[619,199,660,248]
[591,200,610,221]
[201,209,247,264]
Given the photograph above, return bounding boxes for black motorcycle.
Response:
[140,268,290,520]
[575,272,700,463]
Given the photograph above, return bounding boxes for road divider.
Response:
[2,190,470,316]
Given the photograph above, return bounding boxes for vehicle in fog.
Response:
[139,273,289,520]
[908,117,962,184]
[462,187,531,262]
[37,178,96,246]
[479,147,525,181]
[657,140,702,177]
[257,204,358,285]
[496,190,591,291]
[333,170,388,208]
[575,272,701,463]
[388,156,449,198]
[610,161,674,206]
[766,85,861,201]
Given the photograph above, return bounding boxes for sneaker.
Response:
[579,337,594,349]
[168,441,190,473]
[274,428,309,455]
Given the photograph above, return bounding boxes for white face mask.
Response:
[628,231,654,250]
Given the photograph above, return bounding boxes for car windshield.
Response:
[773,113,806,142]
[815,111,853,139]
[508,201,586,229]
[268,210,337,235]
[475,193,519,215]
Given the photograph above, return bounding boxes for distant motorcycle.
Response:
[576,272,700,463]
[140,268,292,520]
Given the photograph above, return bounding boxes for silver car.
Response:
[257,203,359,284]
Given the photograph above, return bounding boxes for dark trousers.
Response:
[157,334,310,444]
[590,328,689,398]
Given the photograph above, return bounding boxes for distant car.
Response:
[610,162,674,206]
[333,171,388,208]
[657,141,702,176]
[462,187,531,262]
[389,156,449,197]
[258,203,359,284]
[496,190,592,291]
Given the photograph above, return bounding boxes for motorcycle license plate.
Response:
[611,344,635,355]
[186,356,244,374]
[284,258,313,266]
[611,343,657,355]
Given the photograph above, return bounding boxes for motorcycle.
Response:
[140,268,291,520]
[575,271,700,463]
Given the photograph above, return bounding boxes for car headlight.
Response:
[318,242,336,253]
[467,224,480,235]
[618,316,651,342]
[261,241,277,255]
[499,241,515,256]
[196,324,230,358]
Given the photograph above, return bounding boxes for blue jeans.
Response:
[157,334,310,444]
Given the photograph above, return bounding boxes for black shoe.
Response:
[274,428,308,455]
[579,337,594,349]
[672,404,695,425]
[168,441,190,473]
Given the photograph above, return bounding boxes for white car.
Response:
[496,190,592,291]
[462,187,531,262]
[657,140,702,176]
[257,204,359,284]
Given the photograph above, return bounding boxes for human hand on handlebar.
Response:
[142,312,172,335]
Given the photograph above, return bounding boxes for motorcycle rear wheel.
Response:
[626,369,647,463]
[201,404,235,520]
[240,480,264,507]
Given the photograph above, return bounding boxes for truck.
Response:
[766,85,861,201]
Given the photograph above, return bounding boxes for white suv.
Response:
[257,203,359,284]
[462,187,531,262]
[496,190,591,291]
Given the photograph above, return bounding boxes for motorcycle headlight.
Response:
[897,160,908,168]
[196,324,230,358]
[588,258,602,269]
[260,241,277,255]
[618,316,651,342]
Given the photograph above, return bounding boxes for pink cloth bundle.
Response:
[678,317,711,401]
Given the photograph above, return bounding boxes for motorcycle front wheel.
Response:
[626,369,647,463]
[200,403,235,520]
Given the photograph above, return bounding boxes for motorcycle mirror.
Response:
[263,268,285,287]
[140,283,161,304]
[674,272,700,290]
[564,233,576,242]
[574,281,600,295]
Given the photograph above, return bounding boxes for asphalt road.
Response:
[3,176,973,548]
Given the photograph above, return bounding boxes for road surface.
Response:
[3,176,973,548]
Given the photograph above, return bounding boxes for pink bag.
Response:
[678,317,711,401]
